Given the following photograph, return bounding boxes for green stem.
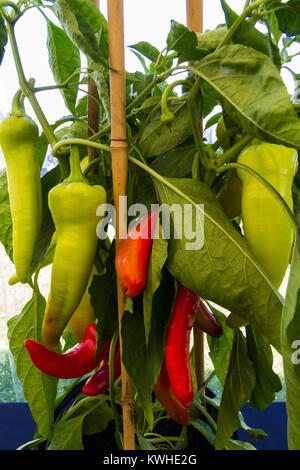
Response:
[217,162,298,234]
[217,0,268,49]
[6,21,57,148]
[214,134,254,167]
[126,69,174,112]
[187,78,210,170]
[160,79,188,123]
[193,398,217,431]
[109,330,122,435]
[52,138,111,157]
[10,88,25,115]
[82,156,103,176]
[64,145,88,184]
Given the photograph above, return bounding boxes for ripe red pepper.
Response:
[115,208,158,297]
[165,283,197,408]
[24,324,105,379]
[195,298,223,338]
[154,357,190,426]
[82,340,121,396]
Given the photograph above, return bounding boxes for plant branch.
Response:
[6,21,57,148]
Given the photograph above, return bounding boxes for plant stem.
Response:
[214,134,253,167]
[52,138,111,157]
[6,21,57,148]
[217,0,268,49]
[126,69,174,112]
[109,330,122,435]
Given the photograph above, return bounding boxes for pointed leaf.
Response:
[192,44,300,149]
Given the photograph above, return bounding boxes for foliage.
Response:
[0,0,299,451]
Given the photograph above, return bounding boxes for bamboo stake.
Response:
[88,0,100,173]
[186,0,205,392]
[107,0,135,450]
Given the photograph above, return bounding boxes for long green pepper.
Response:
[0,90,42,284]
[42,146,106,351]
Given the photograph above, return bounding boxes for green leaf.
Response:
[129,41,160,63]
[48,414,85,450]
[55,0,108,68]
[154,177,283,351]
[122,269,175,428]
[246,325,282,412]
[30,165,62,274]
[190,418,216,447]
[47,20,81,114]
[89,251,118,352]
[0,14,7,66]
[166,20,198,55]
[62,0,107,33]
[193,44,300,150]
[215,330,256,449]
[275,0,300,37]
[207,307,234,387]
[7,285,58,438]
[0,168,13,261]
[221,0,281,68]
[143,223,169,346]
[139,99,201,159]
[281,235,300,449]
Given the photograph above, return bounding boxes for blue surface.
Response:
[0,403,36,450]
[0,401,288,450]
[238,402,288,450]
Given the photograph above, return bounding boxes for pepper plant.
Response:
[0,0,300,451]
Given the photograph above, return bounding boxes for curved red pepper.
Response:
[115,208,158,298]
[24,324,106,379]
[195,298,223,338]
[82,340,121,396]
[165,283,197,408]
[154,357,190,426]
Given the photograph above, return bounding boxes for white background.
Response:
[0,0,298,126]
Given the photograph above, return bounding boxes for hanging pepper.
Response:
[237,141,298,289]
[0,89,42,284]
[165,283,197,408]
[154,357,190,426]
[115,208,158,298]
[24,324,103,379]
[42,145,106,350]
[82,339,121,396]
[195,298,223,338]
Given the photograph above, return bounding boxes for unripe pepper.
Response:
[154,357,190,426]
[0,90,42,284]
[217,169,242,220]
[195,298,223,338]
[82,339,121,396]
[67,266,97,342]
[42,146,106,350]
[165,283,197,408]
[237,141,298,289]
[24,324,101,379]
[115,208,158,298]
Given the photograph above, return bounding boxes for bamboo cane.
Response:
[186,0,205,392]
[88,0,100,174]
[107,0,135,450]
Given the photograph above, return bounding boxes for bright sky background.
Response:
[0,1,298,140]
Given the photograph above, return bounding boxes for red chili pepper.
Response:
[165,283,197,408]
[82,340,121,396]
[195,298,223,338]
[24,324,106,379]
[154,357,190,426]
[115,208,158,298]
